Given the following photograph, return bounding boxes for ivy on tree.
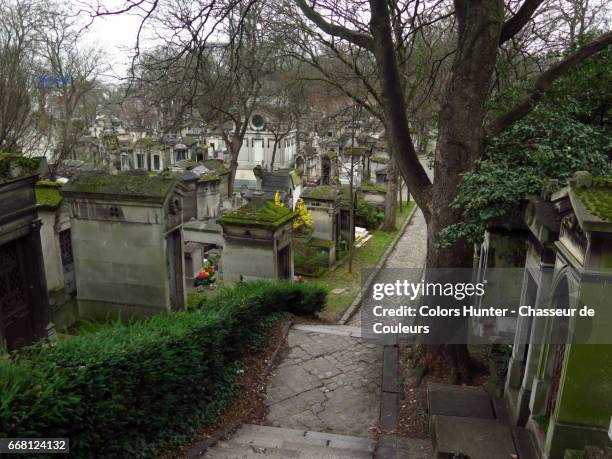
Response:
[440,41,612,247]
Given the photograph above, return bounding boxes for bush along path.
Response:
[0,282,326,458]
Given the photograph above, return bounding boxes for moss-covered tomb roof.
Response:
[573,176,612,223]
[61,174,177,202]
[220,201,297,228]
[0,153,40,184]
[35,180,63,210]
[201,159,229,175]
[301,185,340,201]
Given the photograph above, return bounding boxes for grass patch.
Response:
[314,201,416,321]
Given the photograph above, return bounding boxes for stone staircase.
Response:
[428,383,540,459]
[203,424,375,458]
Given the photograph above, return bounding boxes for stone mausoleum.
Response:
[0,154,50,351]
[61,174,187,320]
[503,172,612,458]
[219,193,297,282]
[300,185,342,265]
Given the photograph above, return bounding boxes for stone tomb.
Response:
[219,194,297,282]
[301,185,342,265]
[504,194,560,427]
[503,172,612,459]
[61,174,187,320]
[0,154,51,351]
[36,181,74,294]
[35,180,79,330]
[197,173,223,220]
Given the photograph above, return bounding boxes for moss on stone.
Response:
[310,238,336,249]
[199,174,221,183]
[221,201,297,228]
[35,180,63,210]
[360,182,387,194]
[574,176,612,222]
[370,155,388,164]
[138,138,160,149]
[201,159,229,175]
[62,174,176,200]
[344,147,367,156]
[0,153,39,183]
[301,185,340,201]
[102,135,119,149]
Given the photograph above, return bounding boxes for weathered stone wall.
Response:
[196,182,221,219]
[39,210,63,290]
[182,181,198,221]
[362,192,385,212]
[222,237,277,282]
[71,218,170,319]
[546,344,612,458]
[49,287,78,331]
[310,207,335,240]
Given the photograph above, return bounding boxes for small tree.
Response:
[292,198,313,231]
[0,0,40,152]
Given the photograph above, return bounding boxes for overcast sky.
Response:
[79,1,149,81]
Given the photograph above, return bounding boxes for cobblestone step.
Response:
[431,415,518,459]
[204,424,374,458]
[291,324,362,337]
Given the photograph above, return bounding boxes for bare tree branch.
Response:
[487,30,612,137]
[293,0,375,51]
[499,0,545,44]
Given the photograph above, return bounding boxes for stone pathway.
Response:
[205,159,433,458]
[384,208,427,269]
[348,207,427,328]
[205,325,381,458]
[265,325,381,436]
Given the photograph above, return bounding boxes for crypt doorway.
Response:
[167,229,186,310]
[321,157,331,185]
[545,276,571,421]
[277,245,292,280]
[0,238,35,350]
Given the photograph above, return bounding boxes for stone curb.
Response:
[338,203,419,325]
[184,320,292,458]
[376,343,400,459]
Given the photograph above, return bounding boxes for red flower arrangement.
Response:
[194,261,216,286]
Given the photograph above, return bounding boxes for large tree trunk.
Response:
[270,140,279,171]
[226,137,242,197]
[422,1,504,382]
[228,154,238,197]
[426,0,504,269]
[369,0,504,381]
[383,156,397,232]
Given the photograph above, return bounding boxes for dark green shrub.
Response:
[0,281,326,458]
[293,240,329,277]
[356,198,384,229]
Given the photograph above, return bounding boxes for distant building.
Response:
[233,113,300,186]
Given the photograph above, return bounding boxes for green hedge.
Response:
[293,240,330,277]
[0,281,326,458]
[356,198,384,229]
